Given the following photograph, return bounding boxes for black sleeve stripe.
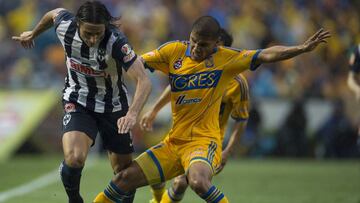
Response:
[123,54,137,72]
[144,62,155,72]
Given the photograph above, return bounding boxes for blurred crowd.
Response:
[1,0,359,157]
[1,0,360,95]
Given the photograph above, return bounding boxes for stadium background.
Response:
[0,0,359,202]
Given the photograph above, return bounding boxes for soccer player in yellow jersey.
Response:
[144,76,250,203]
[142,28,250,203]
[93,16,330,203]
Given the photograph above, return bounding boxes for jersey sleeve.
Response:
[230,76,250,122]
[111,37,137,71]
[350,45,360,73]
[226,49,262,76]
[54,10,74,31]
[141,41,179,74]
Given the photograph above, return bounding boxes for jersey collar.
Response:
[185,43,191,57]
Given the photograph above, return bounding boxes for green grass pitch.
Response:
[0,155,359,203]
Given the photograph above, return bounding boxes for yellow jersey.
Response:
[219,74,249,140]
[142,41,259,141]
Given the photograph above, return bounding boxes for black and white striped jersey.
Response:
[54,10,137,113]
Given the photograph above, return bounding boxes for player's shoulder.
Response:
[107,25,127,40]
[157,40,188,51]
[219,46,243,54]
[55,9,75,23]
[54,9,75,30]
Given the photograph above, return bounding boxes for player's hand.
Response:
[12,31,35,49]
[302,28,331,52]
[117,112,137,134]
[216,151,230,174]
[140,110,157,132]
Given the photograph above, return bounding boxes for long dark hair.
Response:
[76,1,120,27]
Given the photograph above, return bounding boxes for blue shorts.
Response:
[62,100,134,154]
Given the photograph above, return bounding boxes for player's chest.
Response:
[169,56,218,73]
[70,45,109,69]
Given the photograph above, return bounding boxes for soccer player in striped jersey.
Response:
[12,1,151,203]
[142,28,250,203]
[93,16,330,203]
[347,44,360,149]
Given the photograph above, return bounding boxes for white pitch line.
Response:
[0,169,59,202]
[0,159,96,202]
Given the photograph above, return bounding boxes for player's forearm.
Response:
[151,85,171,114]
[127,59,152,117]
[223,121,247,154]
[258,45,306,63]
[128,77,152,117]
[32,9,62,38]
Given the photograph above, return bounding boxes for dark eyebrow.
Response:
[85,31,102,35]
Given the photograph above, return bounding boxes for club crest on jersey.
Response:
[242,51,250,58]
[97,48,106,62]
[205,56,214,68]
[63,114,71,126]
[173,58,183,69]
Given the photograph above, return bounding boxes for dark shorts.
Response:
[62,101,134,154]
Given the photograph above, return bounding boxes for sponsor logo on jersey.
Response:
[69,59,109,77]
[175,95,202,105]
[173,58,183,69]
[169,70,222,92]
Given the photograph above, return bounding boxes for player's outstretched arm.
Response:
[216,121,247,174]
[256,28,331,64]
[12,8,65,49]
[117,58,152,134]
[140,85,171,132]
